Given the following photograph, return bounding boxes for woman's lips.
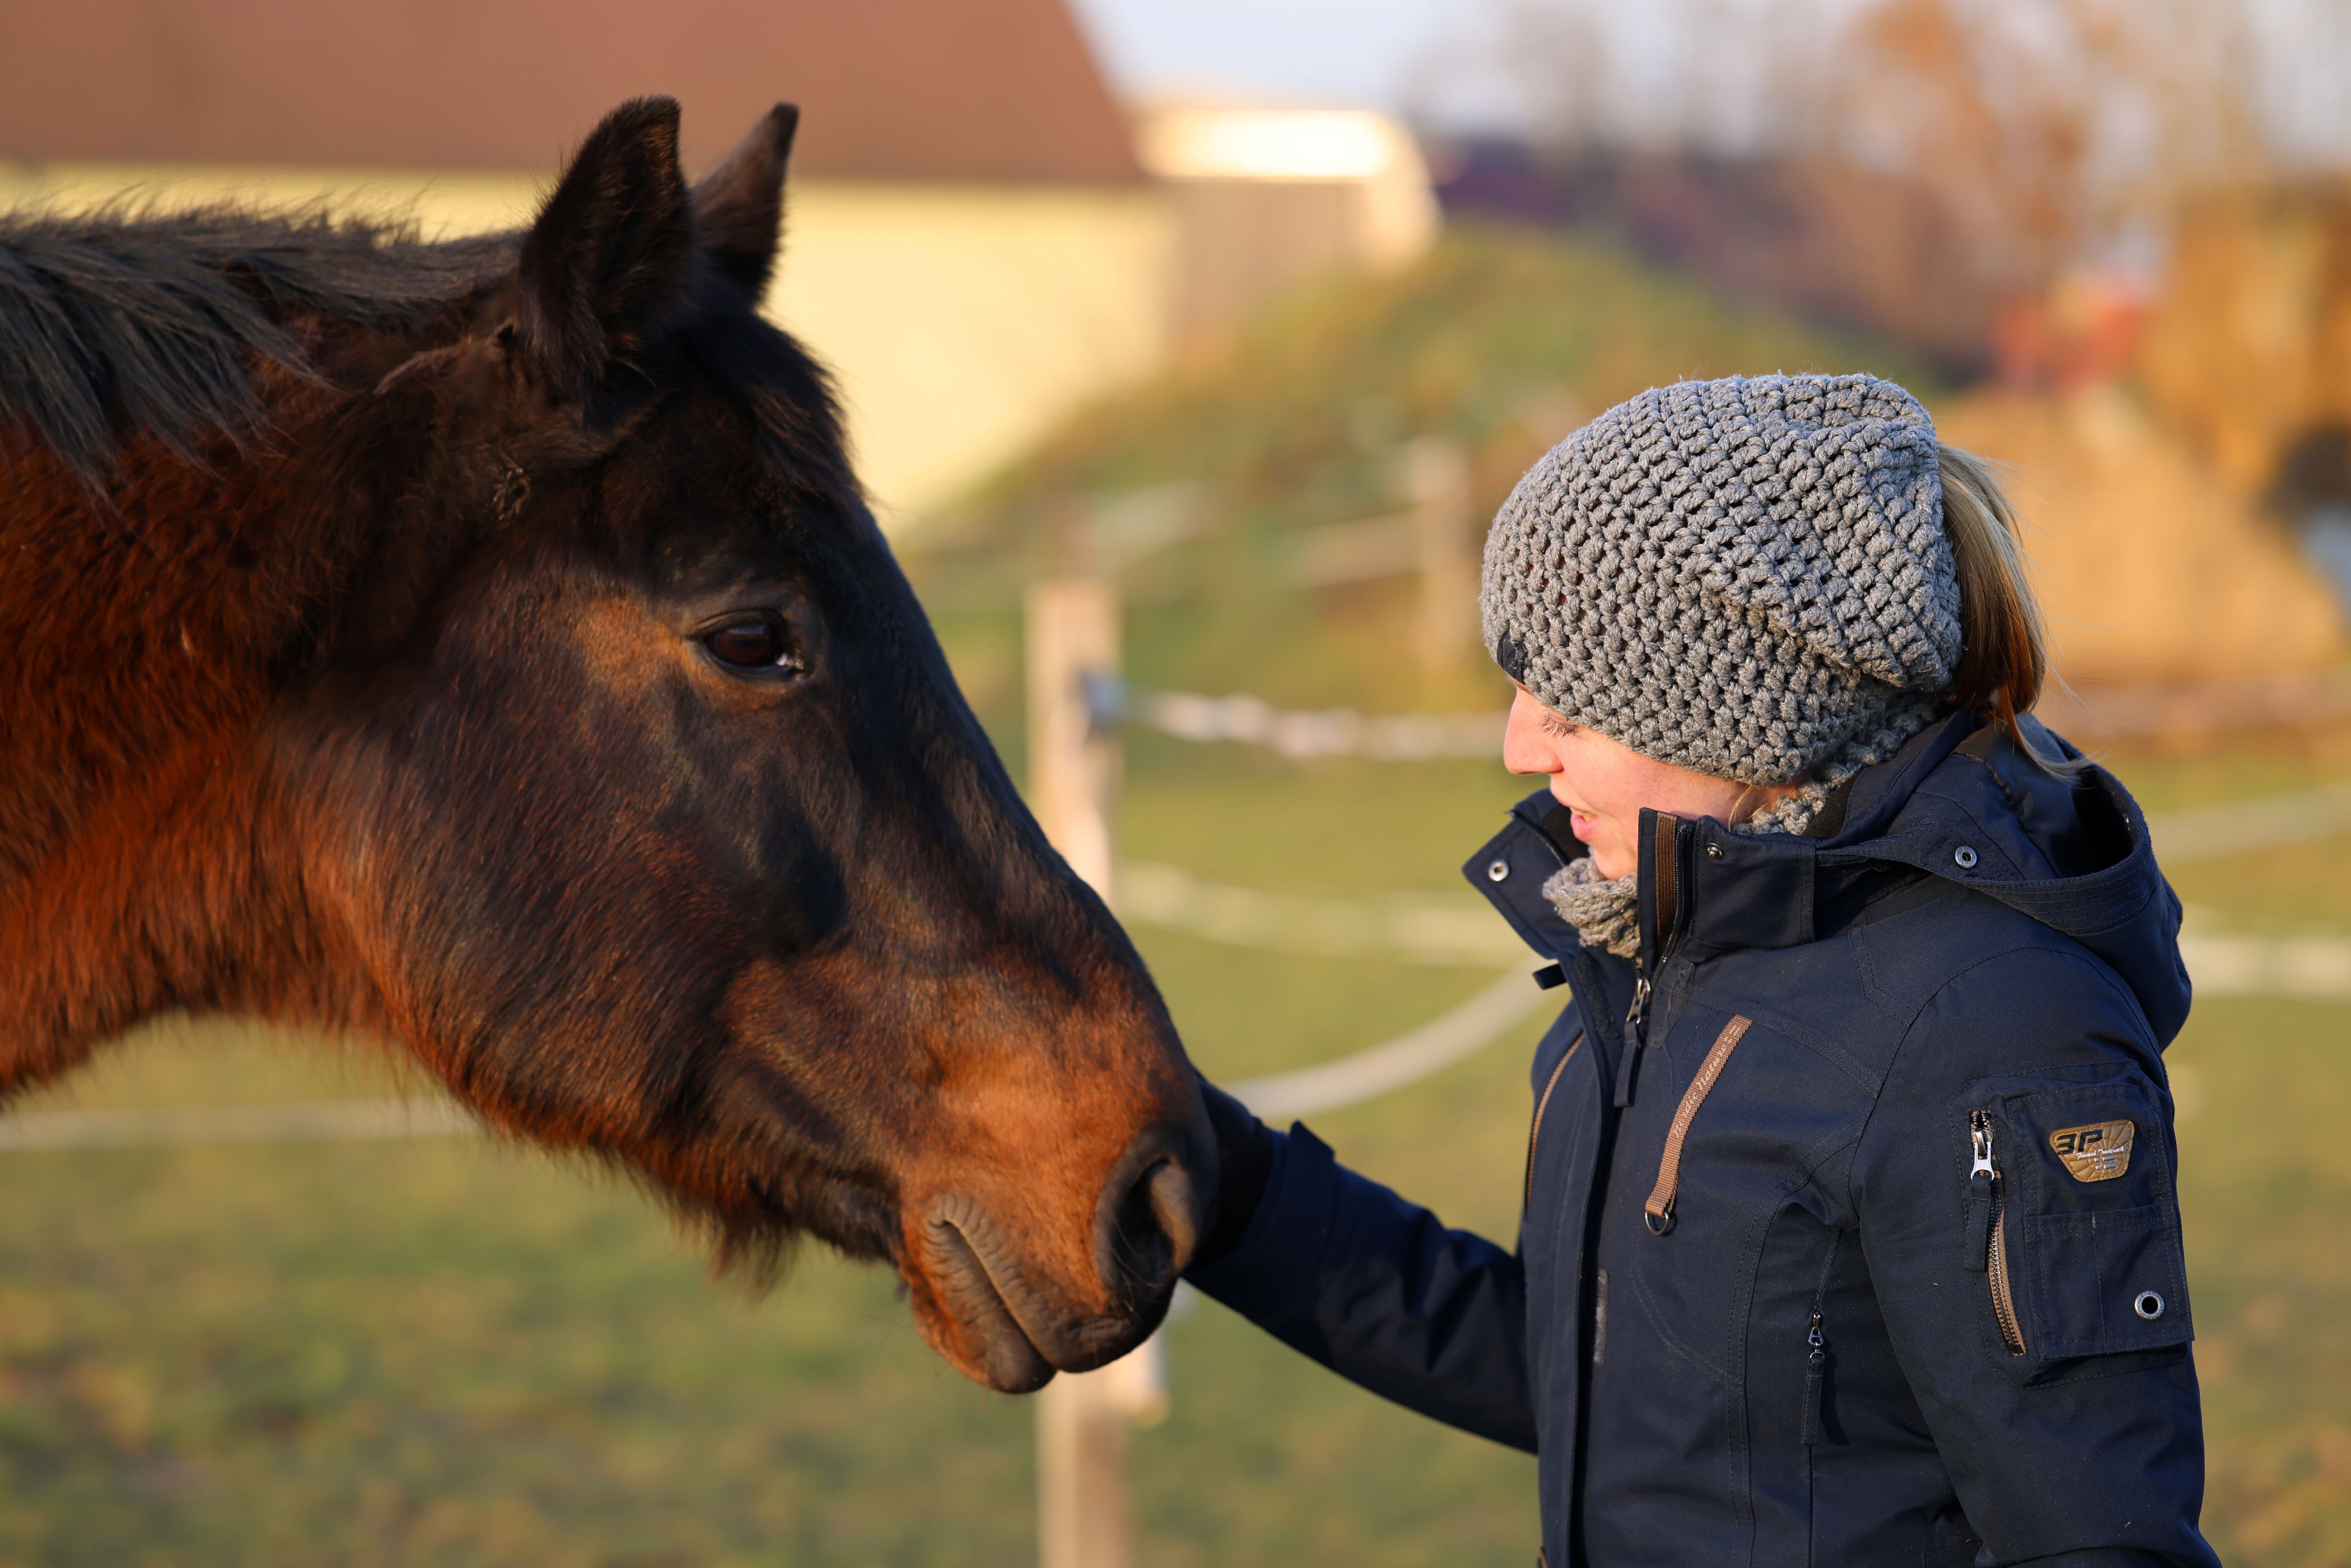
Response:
[1547,784,1600,845]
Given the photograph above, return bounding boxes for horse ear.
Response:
[692,103,798,301]
[516,96,695,403]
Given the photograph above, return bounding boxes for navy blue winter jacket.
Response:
[1189,712,2217,1567]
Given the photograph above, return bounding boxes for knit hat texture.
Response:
[1480,373,1961,783]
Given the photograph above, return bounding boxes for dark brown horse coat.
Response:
[0,99,1209,1392]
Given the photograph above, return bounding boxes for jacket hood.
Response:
[1826,711,2189,1043]
[1475,711,2194,1047]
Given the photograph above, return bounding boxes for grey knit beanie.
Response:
[1481,373,1961,784]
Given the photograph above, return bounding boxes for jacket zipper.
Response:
[1627,812,1683,1043]
[1523,1030,1583,1216]
[1624,973,1654,1040]
[1619,813,1686,1107]
[1968,1110,2027,1357]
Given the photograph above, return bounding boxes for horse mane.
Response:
[0,202,856,503]
[0,205,511,479]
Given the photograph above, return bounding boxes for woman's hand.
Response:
[1193,1074,1277,1270]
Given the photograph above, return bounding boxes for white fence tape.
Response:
[2149,780,2351,865]
[1118,683,2351,864]
[1122,688,1503,761]
[1227,964,1554,1121]
[2177,929,2351,999]
[1116,860,1519,965]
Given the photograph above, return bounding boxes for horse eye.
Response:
[703,616,794,670]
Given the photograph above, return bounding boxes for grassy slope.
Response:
[920,225,1939,718]
[1,230,2344,1565]
[955,225,1936,509]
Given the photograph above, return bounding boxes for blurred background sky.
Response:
[1075,0,2351,162]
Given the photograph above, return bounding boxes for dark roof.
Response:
[0,0,1142,184]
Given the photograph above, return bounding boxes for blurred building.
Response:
[1135,105,1439,344]
[0,0,1167,521]
[0,0,1440,523]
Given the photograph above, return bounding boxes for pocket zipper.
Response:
[1522,1030,1582,1216]
[1801,1309,1828,1447]
[1968,1110,2027,1357]
[1801,1231,1841,1447]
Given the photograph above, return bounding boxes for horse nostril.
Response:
[1096,1138,1203,1303]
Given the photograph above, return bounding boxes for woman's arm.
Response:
[1184,1080,1537,1452]
[1854,948,2217,1568]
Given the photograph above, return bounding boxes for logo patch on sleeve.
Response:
[2049,1120,2134,1182]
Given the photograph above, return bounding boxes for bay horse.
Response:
[0,98,1211,1394]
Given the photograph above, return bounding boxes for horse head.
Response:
[0,99,1211,1392]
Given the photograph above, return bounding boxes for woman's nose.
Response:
[1500,689,1561,777]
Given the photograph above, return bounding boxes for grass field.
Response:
[2,708,2348,1567]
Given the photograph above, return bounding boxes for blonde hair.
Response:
[1936,444,2074,768]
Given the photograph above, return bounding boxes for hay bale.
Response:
[1934,388,2347,685]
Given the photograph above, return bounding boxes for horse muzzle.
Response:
[912,1123,1208,1392]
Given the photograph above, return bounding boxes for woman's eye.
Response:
[704,617,794,670]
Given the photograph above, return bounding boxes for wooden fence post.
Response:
[1025,578,1163,1568]
[1026,579,1120,893]
[1406,437,1474,676]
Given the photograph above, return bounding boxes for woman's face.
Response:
[1501,686,1791,879]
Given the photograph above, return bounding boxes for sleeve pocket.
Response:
[1961,1063,2195,1366]
[2020,1204,2190,1357]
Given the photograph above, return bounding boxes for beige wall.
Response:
[0,161,1174,523]
[762,183,1171,522]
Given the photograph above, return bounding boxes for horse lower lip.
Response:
[922,1198,1165,1381]
[924,1216,1056,1393]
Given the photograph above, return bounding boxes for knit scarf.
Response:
[1539,699,1939,959]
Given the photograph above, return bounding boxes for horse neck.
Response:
[0,429,375,1088]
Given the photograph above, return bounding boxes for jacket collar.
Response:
[1463,710,2191,1045]
[1460,793,1585,962]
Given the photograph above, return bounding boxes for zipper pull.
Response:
[1963,1110,1996,1272]
[1613,974,1652,1108]
[1613,971,1654,1108]
[1801,1310,1827,1446]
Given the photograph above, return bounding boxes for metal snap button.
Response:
[1705,843,1723,859]
[2133,1289,2166,1321]
[1953,845,1979,870]
[1487,859,1510,883]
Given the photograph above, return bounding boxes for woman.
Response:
[1188,375,2216,1567]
